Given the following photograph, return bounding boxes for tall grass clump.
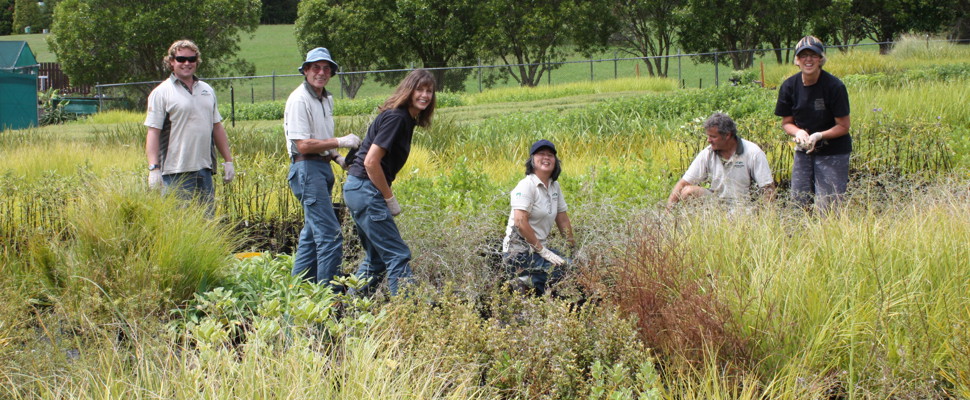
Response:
[385,288,661,399]
[464,76,677,105]
[666,187,970,398]
[77,110,144,125]
[41,183,236,323]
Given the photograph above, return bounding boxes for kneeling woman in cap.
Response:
[501,139,576,296]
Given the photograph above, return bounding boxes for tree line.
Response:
[28,0,969,100]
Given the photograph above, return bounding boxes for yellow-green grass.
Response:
[669,191,970,396]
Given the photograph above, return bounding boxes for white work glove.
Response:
[793,129,811,151]
[148,169,163,190]
[384,196,402,216]
[805,132,824,153]
[222,161,235,183]
[334,155,348,169]
[537,247,565,266]
[336,134,361,149]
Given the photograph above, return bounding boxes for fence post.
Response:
[251,86,254,104]
[590,59,594,82]
[96,83,102,112]
[230,85,235,128]
[614,51,618,79]
[547,63,551,85]
[677,50,682,89]
[478,57,483,93]
[272,70,276,101]
[714,52,719,87]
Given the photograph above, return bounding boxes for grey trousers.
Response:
[790,151,850,212]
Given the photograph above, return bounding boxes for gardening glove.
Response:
[537,247,566,266]
[336,134,362,148]
[384,195,402,216]
[805,132,824,154]
[148,169,163,190]
[222,161,235,183]
[793,129,811,151]
[334,155,348,169]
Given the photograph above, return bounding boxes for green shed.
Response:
[0,41,40,130]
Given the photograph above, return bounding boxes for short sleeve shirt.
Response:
[283,82,334,157]
[774,70,851,155]
[502,174,568,254]
[681,139,774,204]
[144,75,222,175]
[348,107,416,186]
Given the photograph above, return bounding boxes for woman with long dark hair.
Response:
[343,69,436,296]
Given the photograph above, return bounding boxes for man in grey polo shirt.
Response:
[284,47,361,287]
[145,39,234,214]
[668,112,775,207]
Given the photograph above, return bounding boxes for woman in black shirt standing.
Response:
[775,36,851,212]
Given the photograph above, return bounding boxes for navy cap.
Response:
[299,47,339,74]
[530,139,557,155]
[795,36,824,57]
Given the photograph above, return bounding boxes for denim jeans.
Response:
[288,160,343,286]
[791,152,850,212]
[163,168,215,216]
[343,174,412,296]
[502,248,567,296]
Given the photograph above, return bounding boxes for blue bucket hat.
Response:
[530,139,557,155]
[299,47,339,74]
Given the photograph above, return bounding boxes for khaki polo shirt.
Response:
[502,174,568,254]
[283,82,334,157]
[682,138,774,204]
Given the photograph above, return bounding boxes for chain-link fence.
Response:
[91,39,968,116]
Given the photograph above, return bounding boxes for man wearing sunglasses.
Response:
[145,39,235,215]
[283,47,361,288]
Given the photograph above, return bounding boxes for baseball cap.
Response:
[795,36,824,57]
[530,139,557,155]
[299,47,339,74]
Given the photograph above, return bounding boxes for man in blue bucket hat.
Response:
[284,47,362,288]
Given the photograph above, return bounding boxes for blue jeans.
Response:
[343,175,412,296]
[288,160,343,286]
[791,152,850,212]
[502,248,567,296]
[163,168,215,215]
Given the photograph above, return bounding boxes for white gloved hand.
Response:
[384,196,402,216]
[805,132,824,153]
[334,156,348,169]
[148,169,163,190]
[336,134,362,148]
[537,246,566,266]
[222,161,235,183]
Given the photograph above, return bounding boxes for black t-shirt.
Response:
[348,107,417,186]
[775,70,852,155]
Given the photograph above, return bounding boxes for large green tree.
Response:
[295,0,386,99]
[0,0,13,35]
[853,0,953,53]
[47,0,260,98]
[613,0,682,77]
[12,0,40,33]
[261,0,297,24]
[380,0,481,92]
[811,0,867,52]
[479,0,616,87]
[676,0,773,70]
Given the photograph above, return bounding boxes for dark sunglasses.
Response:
[174,55,198,63]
